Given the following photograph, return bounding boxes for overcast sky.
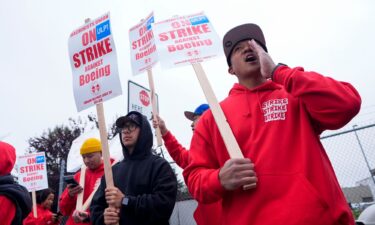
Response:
[1,0,374,171]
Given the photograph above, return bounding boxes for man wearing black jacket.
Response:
[90,111,177,225]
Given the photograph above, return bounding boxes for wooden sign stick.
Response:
[147,69,163,146]
[96,103,115,189]
[192,63,243,158]
[81,18,117,224]
[83,17,115,192]
[75,164,86,211]
[32,190,38,218]
[192,63,253,190]
[81,160,118,211]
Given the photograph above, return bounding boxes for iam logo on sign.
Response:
[139,90,150,106]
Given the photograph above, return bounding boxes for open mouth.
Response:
[245,54,257,62]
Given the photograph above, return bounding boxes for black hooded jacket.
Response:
[0,175,32,225]
[90,111,177,225]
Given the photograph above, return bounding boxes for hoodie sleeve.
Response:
[183,122,226,204]
[162,131,190,169]
[0,196,16,224]
[58,172,80,216]
[123,159,177,222]
[272,65,361,133]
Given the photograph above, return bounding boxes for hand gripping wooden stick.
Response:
[192,63,254,190]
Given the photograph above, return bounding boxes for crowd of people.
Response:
[0,22,362,225]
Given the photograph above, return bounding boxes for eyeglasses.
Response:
[121,123,138,134]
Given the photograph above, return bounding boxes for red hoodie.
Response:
[59,161,107,225]
[23,204,59,225]
[0,142,17,225]
[162,131,222,225]
[183,65,361,225]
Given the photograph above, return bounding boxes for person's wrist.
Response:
[161,129,169,136]
[271,63,287,80]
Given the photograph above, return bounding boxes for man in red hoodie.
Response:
[0,141,32,225]
[153,104,222,225]
[59,138,106,224]
[183,23,361,225]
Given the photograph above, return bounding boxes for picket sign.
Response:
[129,13,162,147]
[80,18,116,216]
[32,191,37,218]
[147,69,162,146]
[76,165,86,210]
[192,63,255,190]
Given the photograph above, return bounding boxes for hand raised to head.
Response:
[248,40,276,79]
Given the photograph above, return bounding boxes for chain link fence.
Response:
[321,123,375,218]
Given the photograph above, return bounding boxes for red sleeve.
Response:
[58,172,80,216]
[183,119,226,204]
[23,206,55,225]
[273,65,361,133]
[0,196,16,225]
[162,131,190,169]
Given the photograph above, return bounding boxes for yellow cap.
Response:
[80,138,102,155]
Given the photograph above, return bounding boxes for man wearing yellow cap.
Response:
[59,138,107,225]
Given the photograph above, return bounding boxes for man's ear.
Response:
[228,66,235,75]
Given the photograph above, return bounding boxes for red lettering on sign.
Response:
[132,30,154,49]
[135,45,156,60]
[158,24,211,41]
[27,158,36,164]
[19,164,45,173]
[79,64,111,86]
[82,29,96,46]
[167,39,212,52]
[73,37,112,68]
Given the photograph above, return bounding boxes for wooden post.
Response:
[96,103,120,225]
[75,165,86,210]
[83,18,118,224]
[81,160,117,211]
[192,63,254,190]
[147,69,163,146]
[83,17,114,190]
[96,103,115,188]
[192,63,243,158]
[32,190,37,218]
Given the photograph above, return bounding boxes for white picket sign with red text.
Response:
[18,152,48,192]
[129,12,158,75]
[152,12,222,69]
[68,12,122,112]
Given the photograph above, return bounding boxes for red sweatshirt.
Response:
[0,142,17,225]
[183,65,361,225]
[59,161,105,225]
[0,196,16,225]
[23,204,58,225]
[163,131,222,225]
